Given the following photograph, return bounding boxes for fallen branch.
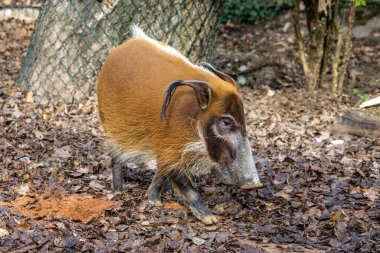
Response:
[332,110,380,137]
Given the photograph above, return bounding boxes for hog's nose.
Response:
[240,175,263,190]
[240,180,263,190]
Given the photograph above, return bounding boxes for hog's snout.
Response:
[240,173,263,190]
[214,135,263,190]
[232,138,263,190]
[240,180,263,190]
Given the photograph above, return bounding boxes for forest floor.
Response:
[1,9,379,253]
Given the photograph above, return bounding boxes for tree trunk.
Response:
[294,0,328,90]
[337,1,356,92]
[331,0,343,92]
[292,0,356,93]
[18,0,223,103]
[303,0,325,90]
[293,0,311,88]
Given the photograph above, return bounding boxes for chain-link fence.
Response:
[17,0,224,103]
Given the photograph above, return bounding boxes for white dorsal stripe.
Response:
[131,24,150,40]
[130,24,216,78]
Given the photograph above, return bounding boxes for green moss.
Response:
[222,0,292,24]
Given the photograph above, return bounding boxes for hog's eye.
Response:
[219,117,234,131]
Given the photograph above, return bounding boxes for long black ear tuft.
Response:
[199,62,237,87]
[161,80,211,122]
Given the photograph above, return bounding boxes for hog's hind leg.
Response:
[111,157,124,191]
[170,172,217,225]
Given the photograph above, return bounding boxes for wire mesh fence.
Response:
[17,0,224,103]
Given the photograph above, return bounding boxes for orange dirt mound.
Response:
[0,193,115,222]
[162,202,185,209]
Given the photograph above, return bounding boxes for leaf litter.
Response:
[1,12,380,252]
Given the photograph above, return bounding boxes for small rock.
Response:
[191,237,205,245]
[266,89,275,97]
[141,221,150,226]
[25,91,34,103]
[331,140,344,145]
[16,183,30,195]
[238,65,248,72]
[0,228,9,237]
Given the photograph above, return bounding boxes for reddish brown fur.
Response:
[97,38,241,174]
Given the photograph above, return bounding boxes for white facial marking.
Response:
[227,132,240,150]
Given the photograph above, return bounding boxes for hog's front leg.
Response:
[111,157,124,191]
[170,172,217,225]
[147,172,166,206]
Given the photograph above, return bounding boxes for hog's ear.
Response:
[199,62,237,87]
[161,80,211,121]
